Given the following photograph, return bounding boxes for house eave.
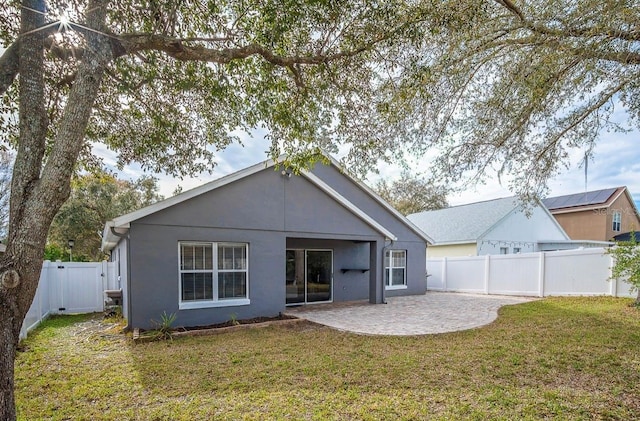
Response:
[538,240,614,247]
[429,240,476,247]
[101,221,130,252]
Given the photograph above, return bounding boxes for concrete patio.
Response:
[285,291,536,336]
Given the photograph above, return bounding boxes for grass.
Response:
[15,297,640,420]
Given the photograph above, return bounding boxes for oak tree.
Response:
[47,172,163,261]
[385,0,640,202]
[374,172,448,215]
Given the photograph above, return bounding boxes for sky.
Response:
[97,118,640,210]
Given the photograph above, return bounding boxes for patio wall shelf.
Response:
[340,268,370,273]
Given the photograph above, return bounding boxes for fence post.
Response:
[538,252,545,297]
[442,257,447,291]
[483,254,490,294]
[609,254,617,297]
[37,261,45,323]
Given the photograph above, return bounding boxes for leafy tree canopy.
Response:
[1,0,443,178]
[374,172,448,215]
[383,0,640,200]
[47,172,163,261]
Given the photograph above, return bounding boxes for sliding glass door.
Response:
[286,249,332,305]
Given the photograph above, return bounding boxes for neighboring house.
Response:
[407,197,605,258]
[613,232,638,242]
[542,187,640,242]
[102,155,432,330]
[0,243,5,255]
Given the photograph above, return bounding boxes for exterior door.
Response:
[286,250,305,304]
[286,249,333,305]
[305,250,332,303]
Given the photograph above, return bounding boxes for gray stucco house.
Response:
[102,155,432,329]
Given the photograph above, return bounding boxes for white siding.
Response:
[478,206,568,255]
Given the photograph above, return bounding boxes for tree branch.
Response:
[494,0,640,43]
[115,33,383,66]
[494,0,525,22]
[0,43,20,97]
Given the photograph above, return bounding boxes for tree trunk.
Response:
[0,1,111,419]
[0,0,48,417]
[0,307,18,421]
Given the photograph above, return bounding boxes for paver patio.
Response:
[285,291,536,335]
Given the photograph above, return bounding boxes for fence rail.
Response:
[426,248,634,298]
[20,260,118,340]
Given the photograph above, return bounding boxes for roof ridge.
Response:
[409,195,518,217]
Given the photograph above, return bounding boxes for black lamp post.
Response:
[67,239,75,262]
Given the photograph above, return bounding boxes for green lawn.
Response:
[15,297,640,420]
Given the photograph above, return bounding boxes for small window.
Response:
[179,242,249,308]
[499,247,508,255]
[385,250,407,289]
[513,247,521,254]
[612,211,621,232]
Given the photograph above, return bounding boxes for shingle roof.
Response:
[542,187,619,210]
[407,197,519,244]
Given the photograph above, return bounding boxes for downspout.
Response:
[381,237,394,304]
[110,227,132,331]
[126,232,132,331]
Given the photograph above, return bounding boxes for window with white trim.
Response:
[612,211,621,232]
[385,250,406,288]
[499,247,508,255]
[179,242,248,306]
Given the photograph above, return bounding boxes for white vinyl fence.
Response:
[426,248,635,298]
[20,260,118,340]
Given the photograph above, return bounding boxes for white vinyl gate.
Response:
[20,260,118,339]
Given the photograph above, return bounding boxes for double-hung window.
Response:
[612,211,621,232]
[179,242,249,309]
[385,250,407,289]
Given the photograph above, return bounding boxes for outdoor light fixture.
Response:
[281,168,293,178]
[68,239,75,262]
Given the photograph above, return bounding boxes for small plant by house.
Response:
[608,231,640,306]
[149,311,177,341]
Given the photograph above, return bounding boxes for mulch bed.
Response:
[133,314,306,343]
[180,314,297,331]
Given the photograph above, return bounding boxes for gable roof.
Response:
[542,187,621,211]
[102,155,433,251]
[407,197,521,245]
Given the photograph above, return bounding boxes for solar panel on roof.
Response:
[543,188,618,210]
